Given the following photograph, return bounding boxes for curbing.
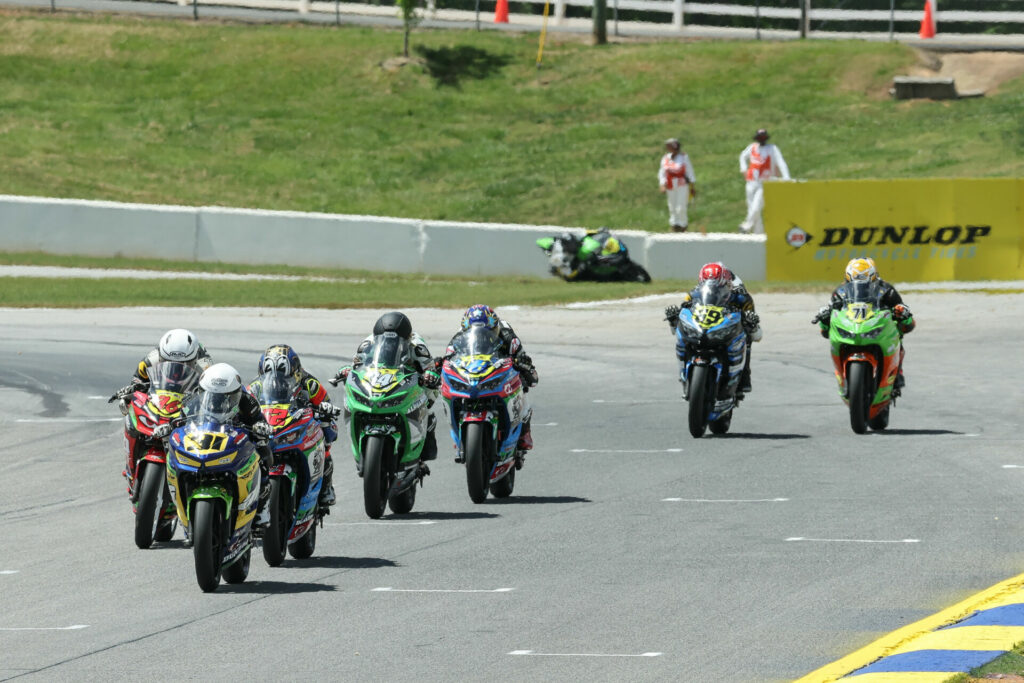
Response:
[0,195,766,280]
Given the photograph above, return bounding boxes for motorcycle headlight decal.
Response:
[836,326,856,340]
[707,321,740,343]
[861,327,883,339]
[205,452,239,468]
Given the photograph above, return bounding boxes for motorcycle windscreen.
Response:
[367,333,411,370]
[254,371,298,405]
[691,280,732,308]
[451,326,502,359]
[149,361,200,395]
[838,280,883,306]
[191,390,240,425]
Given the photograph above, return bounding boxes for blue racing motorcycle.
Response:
[673,280,748,438]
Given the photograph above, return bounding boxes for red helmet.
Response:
[698,262,732,287]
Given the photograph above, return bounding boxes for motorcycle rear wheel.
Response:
[192,499,225,593]
[628,264,652,283]
[868,405,890,431]
[362,436,389,519]
[847,361,872,435]
[289,519,316,559]
[464,423,490,504]
[688,365,710,438]
[709,411,732,435]
[262,477,290,567]
[134,462,164,550]
[389,486,416,514]
[490,467,515,498]
[223,547,250,585]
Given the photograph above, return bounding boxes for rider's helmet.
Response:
[198,363,243,421]
[158,329,200,362]
[844,258,878,283]
[461,305,499,331]
[373,312,413,339]
[754,128,770,143]
[258,344,301,379]
[697,262,733,287]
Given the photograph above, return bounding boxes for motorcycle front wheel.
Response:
[688,365,711,438]
[362,436,389,519]
[262,477,291,567]
[192,499,225,593]
[464,423,490,504]
[134,462,164,550]
[847,361,872,435]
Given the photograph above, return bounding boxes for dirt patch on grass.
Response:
[907,50,1024,94]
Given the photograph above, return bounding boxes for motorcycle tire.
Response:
[868,405,890,431]
[490,467,515,498]
[389,486,416,515]
[709,411,732,435]
[192,499,225,593]
[154,516,177,543]
[464,422,489,504]
[134,462,164,550]
[223,547,250,585]
[688,365,710,438]
[629,264,652,283]
[262,477,290,567]
[847,361,872,435]
[289,519,316,560]
[362,436,389,519]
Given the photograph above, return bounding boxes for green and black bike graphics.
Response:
[343,332,433,519]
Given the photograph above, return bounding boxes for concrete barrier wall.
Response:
[0,195,767,281]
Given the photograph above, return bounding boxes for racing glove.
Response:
[328,367,351,387]
[252,421,273,440]
[420,370,441,389]
[893,304,911,321]
[109,382,142,403]
[316,401,342,419]
[742,310,760,331]
[664,305,680,325]
[811,305,831,324]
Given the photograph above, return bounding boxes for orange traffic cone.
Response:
[919,0,935,38]
[494,0,508,23]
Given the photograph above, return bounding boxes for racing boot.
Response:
[894,370,906,397]
[516,417,533,452]
[739,348,753,395]
[254,448,272,528]
[318,453,336,507]
[421,426,438,461]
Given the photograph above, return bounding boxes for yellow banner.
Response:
[764,179,1024,282]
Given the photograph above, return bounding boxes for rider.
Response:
[581,227,628,272]
[192,363,275,526]
[249,345,341,508]
[113,328,213,404]
[441,305,539,458]
[813,257,915,391]
[332,312,439,462]
[664,262,763,394]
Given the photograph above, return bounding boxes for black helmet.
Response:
[373,312,413,339]
[753,128,770,142]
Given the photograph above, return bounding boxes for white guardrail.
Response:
[0,195,766,280]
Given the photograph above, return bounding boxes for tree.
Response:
[397,0,424,58]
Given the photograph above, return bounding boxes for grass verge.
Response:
[947,640,1024,681]
[1,11,1023,233]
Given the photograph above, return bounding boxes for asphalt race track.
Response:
[1,292,1021,681]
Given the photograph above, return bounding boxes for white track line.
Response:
[372,587,514,593]
[785,537,920,544]
[534,422,559,427]
[326,521,437,526]
[0,265,358,283]
[663,497,789,503]
[509,650,663,657]
[0,570,19,575]
[1003,465,1024,469]
[0,625,89,631]
[592,399,676,404]
[16,418,120,423]
[572,448,682,454]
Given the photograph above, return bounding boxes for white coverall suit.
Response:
[658,151,696,230]
[738,143,790,234]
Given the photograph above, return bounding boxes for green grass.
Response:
[946,640,1024,681]
[1,10,1023,234]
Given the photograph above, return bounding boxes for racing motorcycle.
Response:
[536,231,651,283]
[111,361,199,549]
[166,394,262,592]
[816,279,903,434]
[440,325,530,503]
[342,332,434,519]
[252,370,327,566]
[672,280,748,438]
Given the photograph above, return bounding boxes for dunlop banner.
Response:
[763,179,1023,282]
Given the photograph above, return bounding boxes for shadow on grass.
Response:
[486,496,592,505]
[719,433,811,440]
[218,580,337,594]
[282,556,397,570]
[414,45,511,88]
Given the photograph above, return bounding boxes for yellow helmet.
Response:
[844,258,878,283]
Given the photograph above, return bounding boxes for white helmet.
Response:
[197,363,243,422]
[159,329,200,362]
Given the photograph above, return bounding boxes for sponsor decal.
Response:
[785,226,811,249]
